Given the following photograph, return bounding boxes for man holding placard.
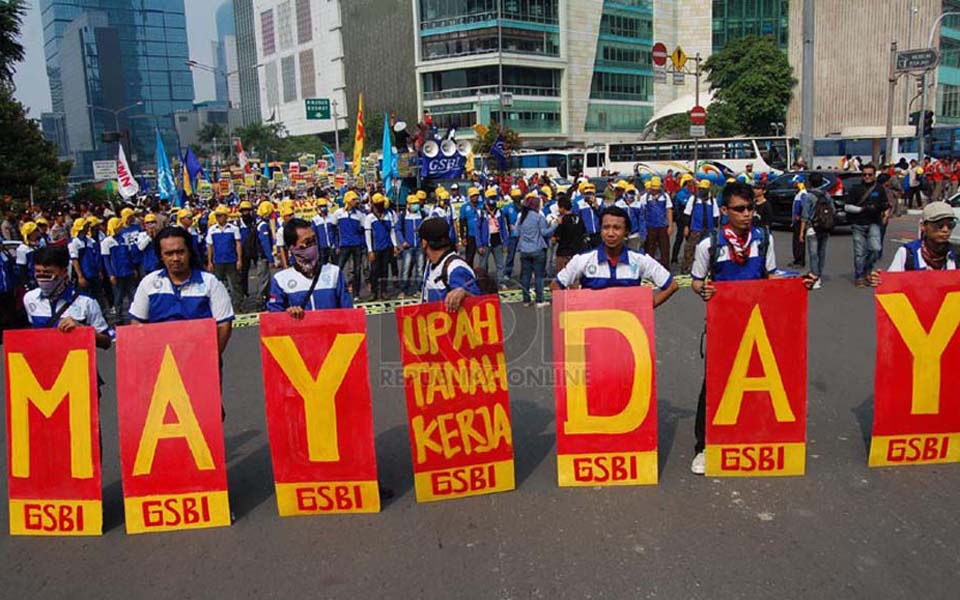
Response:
[267,218,352,316]
[869,201,958,281]
[690,182,817,475]
[418,217,482,313]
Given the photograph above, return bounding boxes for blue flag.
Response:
[490,134,508,171]
[156,129,177,201]
[184,147,205,185]
[381,113,397,190]
[264,158,271,181]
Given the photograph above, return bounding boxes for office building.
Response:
[41,112,69,156]
[174,101,243,150]
[39,0,195,178]
[214,2,241,108]
[234,0,264,126]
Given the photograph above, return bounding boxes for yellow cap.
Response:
[106,217,122,236]
[698,179,711,189]
[484,187,498,199]
[726,177,737,183]
[120,207,134,220]
[280,206,295,217]
[177,209,193,224]
[407,194,420,205]
[344,190,359,205]
[214,205,230,216]
[316,197,329,207]
[581,183,596,194]
[70,218,87,235]
[35,217,49,226]
[239,200,253,210]
[257,201,275,217]
[510,188,522,198]
[680,174,694,184]
[615,180,629,190]
[649,176,662,188]
[416,190,427,200]
[21,221,37,238]
[625,184,637,193]
[436,188,450,200]
[144,214,158,224]
[644,181,652,189]
[468,186,480,197]
[372,193,387,205]
[540,185,553,199]
[280,199,294,210]
[86,216,101,227]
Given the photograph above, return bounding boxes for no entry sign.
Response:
[690,105,707,126]
[652,43,668,67]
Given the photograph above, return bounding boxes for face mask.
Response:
[37,275,67,298]
[290,244,320,273]
[242,213,254,225]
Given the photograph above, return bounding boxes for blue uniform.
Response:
[23,285,109,333]
[101,235,137,277]
[119,224,143,266]
[429,205,458,244]
[364,212,397,252]
[501,202,520,238]
[555,246,673,291]
[205,223,241,264]
[267,265,353,311]
[477,209,509,248]
[137,232,161,274]
[0,248,15,294]
[691,226,777,281]
[129,268,235,324]
[68,235,102,280]
[685,197,720,234]
[576,199,601,235]
[616,198,647,240]
[311,214,338,250]
[15,242,35,285]
[420,252,482,303]
[644,191,673,229]
[238,221,251,244]
[334,207,366,248]
[255,218,275,260]
[396,210,424,247]
[459,201,481,238]
[888,239,960,271]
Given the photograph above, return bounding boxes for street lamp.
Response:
[185,60,264,109]
[87,100,144,133]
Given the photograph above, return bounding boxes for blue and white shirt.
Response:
[691,227,778,281]
[68,235,102,280]
[615,197,647,240]
[397,210,424,247]
[23,286,109,333]
[311,214,338,249]
[15,242,35,281]
[0,248,16,294]
[136,232,161,274]
[267,264,353,311]
[459,201,481,238]
[477,209,508,248]
[364,212,398,252]
[684,196,720,234]
[205,223,241,264]
[101,235,136,278]
[643,191,673,229]
[421,252,483,303]
[888,239,960,272]
[333,207,366,248]
[576,199,601,235]
[130,268,234,324]
[119,224,143,266]
[555,246,673,291]
[255,218,274,260]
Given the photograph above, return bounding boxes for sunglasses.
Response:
[863,172,876,177]
[726,204,755,213]
[930,218,958,229]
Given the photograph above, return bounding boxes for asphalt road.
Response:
[2,215,958,599]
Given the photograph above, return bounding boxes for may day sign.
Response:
[396,296,515,502]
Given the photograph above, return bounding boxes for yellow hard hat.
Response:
[407,194,420,205]
[615,180,629,190]
[510,187,522,198]
[649,176,662,188]
[106,217,122,236]
[21,221,37,238]
[120,208,134,222]
[239,200,253,210]
[680,174,694,184]
[581,183,596,194]
[280,205,295,217]
[344,190,359,205]
[86,216,101,227]
[35,217,49,226]
[436,187,450,200]
[540,185,553,199]
[644,181,652,189]
[698,179,712,189]
[280,199,294,210]
[372,193,387,205]
[484,187,498,199]
[416,190,427,200]
[625,184,637,193]
[177,209,193,224]
[70,217,87,236]
[468,186,481,197]
[316,197,329,207]
[144,214,158,224]
[214,205,230,216]
[726,177,737,183]
[208,212,218,226]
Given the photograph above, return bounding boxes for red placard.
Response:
[116,320,230,534]
[5,328,102,536]
[553,288,659,486]
[871,270,960,466]
[706,279,807,477]
[259,310,380,516]
[396,296,515,502]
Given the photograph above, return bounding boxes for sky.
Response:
[12,0,221,119]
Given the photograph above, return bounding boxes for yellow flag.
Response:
[352,93,364,177]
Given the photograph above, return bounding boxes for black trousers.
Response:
[791,221,805,266]
[370,248,392,297]
[672,214,688,263]
[465,236,478,267]
[338,245,364,294]
[695,376,707,453]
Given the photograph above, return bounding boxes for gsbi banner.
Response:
[5,328,102,536]
[116,321,231,534]
[553,287,659,486]
[259,310,380,516]
[871,271,960,467]
[706,279,807,477]
[396,296,515,502]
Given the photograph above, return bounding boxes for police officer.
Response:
[205,205,242,307]
[682,180,720,274]
[552,206,677,306]
[267,218,352,316]
[419,217,481,312]
[689,182,817,474]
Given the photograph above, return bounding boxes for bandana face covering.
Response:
[722,225,752,266]
[37,275,67,298]
[290,244,320,274]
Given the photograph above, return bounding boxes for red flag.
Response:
[236,138,250,173]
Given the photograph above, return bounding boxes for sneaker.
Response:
[536,301,550,308]
[522,301,533,307]
[397,292,406,300]
[855,278,866,288]
[812,279,822,290]
[690,452,706,475]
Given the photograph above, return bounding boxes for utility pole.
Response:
[693,53,702,176]
[497,0,504,127]
[800,0,815,165]
[332,100,341,155]
[885,42,898,166]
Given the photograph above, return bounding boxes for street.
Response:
[1,216,958,599]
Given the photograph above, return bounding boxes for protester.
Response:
[311,197,338,265]
[267,218,352,315]
[101,217,138,323]
[418,217,481,312]
[575,182,601,248]
[689,182,818,475]
[334,190,366,300]
[753,182,773,230]
[15,221,40,288]
[501,187,522,282]
[237,200,256,300]
[459,187,482,266]
[790,176,807,268]
[136,214,162,275]
[800,172,834,289]
[68,217,103,301]
[643,176,673,269]
[869,201,958,281]
[847,164,890,287]
[205,205,243,306]
[477,189,508,286]
[672,175,695,263]
[364,193,398,301]
[615,184,647,252]
[516,192,558,307]
[397,194,425,298]
[681,180,719,275]
[554,196,585,275]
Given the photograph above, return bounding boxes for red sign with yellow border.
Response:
[871,270,960,467]
[706,279,807,477]
[116,320,231,534]
[259,310,380,516]
[5,328,102,536]
[396,296,515,502]
[553,287,659,486]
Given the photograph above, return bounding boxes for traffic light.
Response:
[909,111,920,126]
[924,110,935,132]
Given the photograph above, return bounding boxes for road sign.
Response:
[92,160,118,181]
[896,49,939,72]
[652,42,668,67]
[671,46,688,71]
[654,68,667,84]
[690,105,707,126]
[305,98,331,120]
[673,72,686,86]
[690,125,706,138]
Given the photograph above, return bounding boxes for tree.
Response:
[0,85,69,206]
[654,114,690,140]
[197,122,227,145]
[233,121,286,159]
[0,0,25,85]
[704,35,797,136]
[472,122,521,156]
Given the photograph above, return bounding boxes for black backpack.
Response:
[810,190,835,232]
[439,252,499,295]
[708,227,770,279]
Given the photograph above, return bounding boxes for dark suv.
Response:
[766,170,862,228]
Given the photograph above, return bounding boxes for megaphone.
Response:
[457,140,473,155]
[394,120,407,133]
[423,140,440,158]
[440,139,457,157]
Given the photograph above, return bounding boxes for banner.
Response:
[5,328,102,536]
[706,279,807,477]
[259,310,380,516]
[553,288,659,486]
[116,321,230,534]
[419,153,465,180]
[117,144,139,199]
[218,179,231,196]
[396,296,515,502]
[871,271,960,466]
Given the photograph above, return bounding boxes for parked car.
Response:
[766,170,863,228]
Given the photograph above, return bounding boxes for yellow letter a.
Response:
[714,305,795,425]
[133,346,214,475]
[560,310,652,435]
[262,333,365,462]
[877,291,960,415]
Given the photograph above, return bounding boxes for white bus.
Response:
[506,149,608,179]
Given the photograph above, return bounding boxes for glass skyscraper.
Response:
[40,0,194,178]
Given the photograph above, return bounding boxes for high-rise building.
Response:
[711,0,790,53]
[40,113,69,156]
[215,1,241,108]
[937,0,960,124]
[39,0,195,179]
[234,0,263,126]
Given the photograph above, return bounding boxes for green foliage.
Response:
[472,123,521,157]
[704,35,797,135]
[197,122,227,145]
[706,101,741,137]
[0,85,69,205]
[70,184,112,207]
[233,121,287,159]
[0,0,25,85]
[654,114,691,140]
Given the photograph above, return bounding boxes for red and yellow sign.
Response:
[396,296,515,502]
[553,288,659,486]
[706,279,807,477]
[259,310,380,516]
[5,328,102,536]
[116,321,231,534]
[871,271,960,466]
[218,179,231,195]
